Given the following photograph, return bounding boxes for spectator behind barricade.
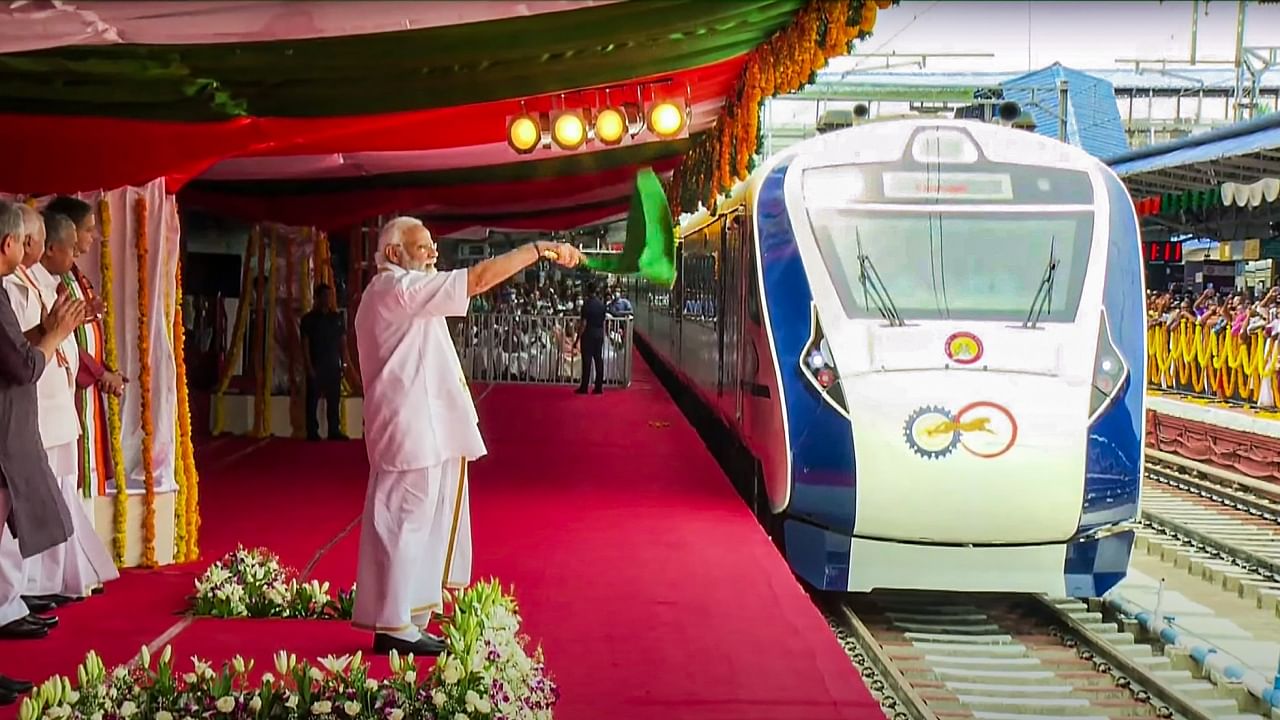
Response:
[608,289,633,317]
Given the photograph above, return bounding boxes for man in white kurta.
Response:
[351,217,582,656]
[13,214,118,600]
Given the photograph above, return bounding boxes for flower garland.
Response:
[136,195,158,568]
[166,270,187,561]
[252,229,270,438]
[260,230,280,438]
[22,581,557,720]
[192,547,353,620]
[287,232,306,439]
[172,261,201,562]
[99,197,130,564]
[669,0,893,216]
[212,227,258,436]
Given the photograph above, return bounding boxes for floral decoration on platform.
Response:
[192,547,355,620]
[22,581,558,720]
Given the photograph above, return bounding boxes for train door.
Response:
[722,212,751,423]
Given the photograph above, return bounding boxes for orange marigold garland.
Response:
[100,197,129,563]
[671,0,890,216]
[136,195,158,567]
[165,277,186,560]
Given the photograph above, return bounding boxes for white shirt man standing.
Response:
[352,217,582,656]
[5,212,118,604]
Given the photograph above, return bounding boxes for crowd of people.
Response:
[1147,284,1280,337]
[0,198,125,705]
[455,278,634,388]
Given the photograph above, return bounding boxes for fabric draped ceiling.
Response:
[3,180,180,496]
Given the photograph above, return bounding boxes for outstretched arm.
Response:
[466,242,584,297]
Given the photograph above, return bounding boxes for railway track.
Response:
[823,592,1266,720]
[1140,450,1280,610]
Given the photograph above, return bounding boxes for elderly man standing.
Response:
[0,201,84,697]
[42,196,124,505]
[15,213,120,602]
[352,217,582,655]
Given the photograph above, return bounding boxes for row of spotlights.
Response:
[507,101,688,154]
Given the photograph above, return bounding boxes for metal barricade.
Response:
[454,313,633,388]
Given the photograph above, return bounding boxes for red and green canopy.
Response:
[0,0,889,232]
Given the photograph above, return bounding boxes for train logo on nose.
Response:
[945,332,983,365]
[904,402,1018,460]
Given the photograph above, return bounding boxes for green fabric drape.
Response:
[582,167,677,288]
[0,1,802,120]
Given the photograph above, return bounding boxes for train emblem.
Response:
[903,402,1018,460]
[945,332,983,365]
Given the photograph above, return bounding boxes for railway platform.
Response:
[0,351,879,720]
[1148,392,1280,482]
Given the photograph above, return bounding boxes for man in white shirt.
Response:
[29,215,117,597]
[8,213,118,604]
[352,217,582,656]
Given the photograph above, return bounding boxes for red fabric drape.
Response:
[180,156,680,230]
[0,57,742,197]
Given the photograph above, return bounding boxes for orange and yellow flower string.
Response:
[668,0,892,216]
[257,228,279,438]
[165,263,186,559]
[99,197,129,563]
[252,231,269,437]
[287,231,305,439]
[136,195,158,567]
[172,261,201,562]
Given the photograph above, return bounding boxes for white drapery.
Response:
[3,178,180,496]
[0,2,620,54]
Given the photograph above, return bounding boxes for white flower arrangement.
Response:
[191,547,356,620]
[24,580,557,720]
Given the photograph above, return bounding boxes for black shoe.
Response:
[91,586,105,596]
[592,387,603,394]
[372,633,445,656]
[306,434,322,442]
[33,594,77,606]
[21,596,55,613]
[0,689,16,706]
[0,676,33,695]
[0,617,49,639]
[328,433,350,441]
[574,388,588,395]
[25,613,58,630]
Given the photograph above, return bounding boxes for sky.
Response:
[826,1,1280,74]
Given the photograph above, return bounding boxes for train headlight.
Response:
[800,306,849,417]
[1089,311,1129,419]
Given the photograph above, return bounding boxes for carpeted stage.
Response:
[1,354,878,719]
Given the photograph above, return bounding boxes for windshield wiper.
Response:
[856,229,905,327]
[1022,236,1058,329]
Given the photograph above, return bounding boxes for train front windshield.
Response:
[802,163,1096,324]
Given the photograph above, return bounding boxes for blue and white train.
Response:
[633,118,1146,598]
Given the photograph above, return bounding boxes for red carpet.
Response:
[1,353,879,719]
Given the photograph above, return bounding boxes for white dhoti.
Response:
[351,457,471,637]
[0,489,29,626]
[25,442,118,598]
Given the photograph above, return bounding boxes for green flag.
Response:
[580,167,677,289]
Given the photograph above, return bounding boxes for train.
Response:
[632,118,1146,598]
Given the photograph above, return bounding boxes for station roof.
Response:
[1108,113,1280,242]
[786,65,1280,102]
[0,0,837,233]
